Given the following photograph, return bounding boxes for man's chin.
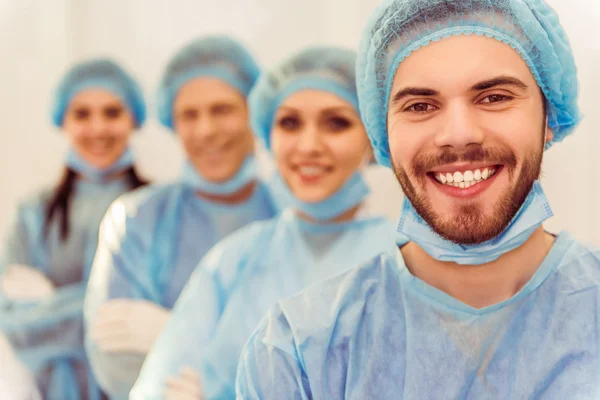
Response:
[425,206,511,245]
[431,225,500,246]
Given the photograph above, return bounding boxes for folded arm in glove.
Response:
[165,367,204,400]
[1,264,55,302]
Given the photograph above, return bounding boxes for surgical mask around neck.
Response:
[65,147,134,183]
[181,156,257,196]
[269,171,371,221]
[397,180,553,265]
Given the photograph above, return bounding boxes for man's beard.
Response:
[393,143,543,245]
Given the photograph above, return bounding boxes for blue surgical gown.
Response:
[0,177,133,400]
[236,231,600,399]
[130,209,399,400]
[84,181,276,399]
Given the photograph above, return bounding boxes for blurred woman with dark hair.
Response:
[0,58,148,399]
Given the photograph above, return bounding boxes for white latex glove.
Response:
[0,264,55,301]
[165,367,204,400]
[90,299,170,355]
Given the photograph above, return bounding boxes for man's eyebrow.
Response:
[470,76,529,91]
[390,76,529,105]
[391,87,439,105]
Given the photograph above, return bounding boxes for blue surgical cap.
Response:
[52,59,147,128]
[157,35,261,129]
[249,47,358,150]
[357,0,581,167]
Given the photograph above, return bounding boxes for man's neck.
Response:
[400,226,556,309]
[195,181,256,205]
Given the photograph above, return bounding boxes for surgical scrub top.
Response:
[236,231,600,400]
[130,209,399,400]
[0,176,132,400]
[85,180,276,398]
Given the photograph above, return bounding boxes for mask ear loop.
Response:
[542,107,556,150]
[544,117,554,145]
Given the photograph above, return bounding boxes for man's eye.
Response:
[405,103,437,113]
[480,94,513,104]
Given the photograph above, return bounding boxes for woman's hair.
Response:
[43,166,148,241]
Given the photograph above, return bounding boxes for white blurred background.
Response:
[0,0,598,247]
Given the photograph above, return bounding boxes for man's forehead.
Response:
[390,35,537,95]
[175,79,245,108]
[70,89,124,107]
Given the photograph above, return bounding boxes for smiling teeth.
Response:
[435,167,497,188]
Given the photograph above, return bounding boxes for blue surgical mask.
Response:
[181,156,257,195]
[65,147,135,183]
[269,171,371,221]
[397,180,553,265]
